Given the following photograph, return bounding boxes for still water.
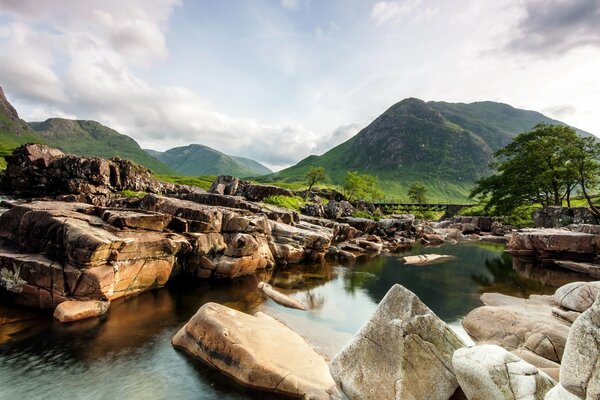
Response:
[0,242,583,399]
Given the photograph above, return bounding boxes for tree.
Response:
[304,166,327,194]
[408,182,428,203]
[343,171,384,202]
[471,123,600,216]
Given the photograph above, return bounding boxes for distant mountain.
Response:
[147,144,272,177]
[0,87,46,169]
[28,118,174,174]
[259,98,593,201]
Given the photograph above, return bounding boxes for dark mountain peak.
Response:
[0,86,20,120]
[380,97,445,126]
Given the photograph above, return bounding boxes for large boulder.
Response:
[0,143,174,195]
[507,229,599,261]
[560,296,600,399]
[172,302,340,399]
[554,281,600,313]
[462,293,571,367]
[452,344,555,400]
[330,284,465,400]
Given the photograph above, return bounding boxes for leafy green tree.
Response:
[408,182,428,203]
[343,171,383,202]
[471,124,600,216]
[304,166,327,194]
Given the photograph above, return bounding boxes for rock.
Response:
[101,209,172,231]
[338,217,378,234]
[0,144,179,195]
[258,282,307,310]
[330,284,465,400]
[302,203,325,218]
[452,344,555,400]
[402,254,455,265]
[172,302,340,399]
[0,201,190,305]
[507,229,599,261]
[269,220,332,264]
[560,296,600,399]
[332,223,360,243]
[533,207,598,228]
[53,300,110,323]
[544,384,582,400]
[554,281,600,313]
[462,293,571,366]
[209,175,294,201]
[551,261,600,279]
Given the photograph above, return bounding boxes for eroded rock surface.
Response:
[462,293,571,367]
[330,284,465,400]
[172,302,340,399]
[560,296,600,399]
[452,344,555,400]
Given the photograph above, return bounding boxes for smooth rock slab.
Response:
[463,293,571,365]
[53,300,110,323]
[172,302,340,400]
[330,284,466,400]
[554,281,600,313]
[560,296,600,399]
[452,344,555,400]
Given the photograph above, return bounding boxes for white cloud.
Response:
[371,0,438,26]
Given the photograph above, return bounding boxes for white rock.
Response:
[330,284,465,400]
[544,384,582,400]
[554,281,600,313]
[560,295,600,399]
[452,344,555,400]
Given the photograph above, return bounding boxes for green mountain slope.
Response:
[28,118,174,174]
[428,101,591,150]
[147,144,272,177]
[0,87,46,169]
[259,98,593,201]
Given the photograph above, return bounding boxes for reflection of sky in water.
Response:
[0,242,570,399]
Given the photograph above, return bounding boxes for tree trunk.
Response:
[581,181,600,217]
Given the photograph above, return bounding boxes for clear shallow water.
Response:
[0,242,585,399]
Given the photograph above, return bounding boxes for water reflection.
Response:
[0,242,589,399]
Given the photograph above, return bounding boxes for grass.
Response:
[262,195,307,211]
[156,175,216,190]
[120,190,146,198]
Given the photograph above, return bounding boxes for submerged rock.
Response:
[402,254,455,265]
[330,284,465,400]
[452,344,555,400]
[257,282,307,310]
[53,300,110,323]
[172,302,340,399]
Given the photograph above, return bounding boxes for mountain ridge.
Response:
[147,144,272,178]
[258,98,593,201]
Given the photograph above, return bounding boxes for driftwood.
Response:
[258,282,307,311]
[401,254,454,265]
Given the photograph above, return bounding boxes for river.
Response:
[0,242,580,399]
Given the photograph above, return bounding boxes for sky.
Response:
[0,0,598,170]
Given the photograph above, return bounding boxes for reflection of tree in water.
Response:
[343,256,385,295]
[470,253,552,297]
[304,290,325,311]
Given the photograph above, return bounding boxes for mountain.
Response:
[0,87,46,169]
[28,118,174,174]
[259,98,593,201]
[147,144,272,178]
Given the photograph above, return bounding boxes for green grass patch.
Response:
[156,175,215,190]
[262,195,307,211]
[351,210,380,221]
[120,190,146,198]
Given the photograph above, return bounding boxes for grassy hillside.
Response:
[428,101,593,150]
[29,118,174,174]
[0,87,46,170]
[148,144,272,178]
[259,98,593,202]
